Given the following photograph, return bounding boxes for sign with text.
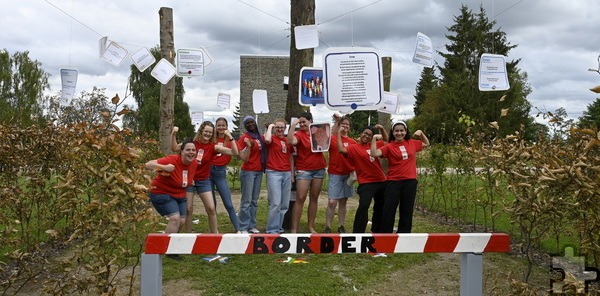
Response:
[60,68,78,104]
[177,48,205,77]
[131,47,156,72]
[378,91,400,114]
[191,111,204,125]
[479,54,510,91]
[151,58,176,84]
[412,32,433,68]
[217,93,230,110]
[323,47,383,111]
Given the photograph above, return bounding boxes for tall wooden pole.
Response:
[378,57,392,127]
[285,0,315,120]
[159,7,175,155]
[379,57,392,174]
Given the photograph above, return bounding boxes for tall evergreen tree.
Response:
[578,98,600,129]
[231,101,241,139]
[414,67,438,116]
[124,46,194,139]
[0,50,50,127]
[414,5,538,143]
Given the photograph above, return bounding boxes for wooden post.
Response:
[379,57,392,173]
[285,0,315,120]
[158,7,175,155]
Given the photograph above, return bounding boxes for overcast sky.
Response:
[2,0,600,126]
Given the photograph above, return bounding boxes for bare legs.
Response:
[291,178,323,233]
[184,190,219,233]
[326,198,347,230]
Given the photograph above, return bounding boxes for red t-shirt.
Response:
[213,137,234,166]
[266,134,293,171]
[194,140,217,180]
[150,154,197,198]
[294,130,326,171]
[379,139,423,181]
[328,134,356,175]
[238,133,264,172]
[345,141,386,184]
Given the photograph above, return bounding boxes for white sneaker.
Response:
[240,230,248,234]
[249,228,260,234]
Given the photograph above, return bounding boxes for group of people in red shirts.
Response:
[145,111,430,245]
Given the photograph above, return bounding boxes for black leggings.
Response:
[381,179,418,233]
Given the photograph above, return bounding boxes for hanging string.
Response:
[68,0,73,66]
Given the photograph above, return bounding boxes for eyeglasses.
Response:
[275,126,286,130]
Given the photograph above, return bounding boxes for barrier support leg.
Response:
[141,253,162,296]
[460,252,483,296]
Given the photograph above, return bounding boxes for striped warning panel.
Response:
[144,233,510,255]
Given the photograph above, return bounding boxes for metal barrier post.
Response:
[460,252,483,296]
[141,253,162,296]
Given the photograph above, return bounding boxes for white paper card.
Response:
[191,111,204,125]
[177,48,205,77]
[252,89,269,114]
[98,36,108,58]
[294,25,319,50]
[131,48,156,72]
[60,68,78,104]
[412,32,433,68]
[101,41,128,66]
[217,93,230,110]
[378,92,399,114]
[479,54,510,91]
[151,58,177,85]
[323,47,383,111]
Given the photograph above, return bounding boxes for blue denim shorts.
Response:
[295,168,326,180]
[149,193,187,217]
[186,179,212,194]
[327,173,354,199]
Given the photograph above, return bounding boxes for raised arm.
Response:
[375,124,389,142]
[330,113,341,135]
[238,137,254,162]
[265,123,274,143]
[413,130,430,148]
[337,126,349,154]
[145,159,175,172]
[215,130,239,156]
[370,134,383,158]
[287,118,299,146]
[170,126,181,152]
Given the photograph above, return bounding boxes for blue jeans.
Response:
[210,165,240,231]
[239,169,263,231]
[265,169,291,233]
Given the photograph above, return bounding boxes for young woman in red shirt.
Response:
[370,121,429,233]
[287,112,326,233]
[171,121,238,233]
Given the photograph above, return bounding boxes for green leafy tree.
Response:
[413,5,537,143]
[578,98,600,129]
[0,49,50,127]
[123,46,193,139]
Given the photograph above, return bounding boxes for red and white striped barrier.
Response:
[141,233,511,296]
[144,233,510,255]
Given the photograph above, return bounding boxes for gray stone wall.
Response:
[239,55,289,134]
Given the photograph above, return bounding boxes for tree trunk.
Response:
[379,57,392,174]
[159,7,175,155]
[285,0,315,120]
